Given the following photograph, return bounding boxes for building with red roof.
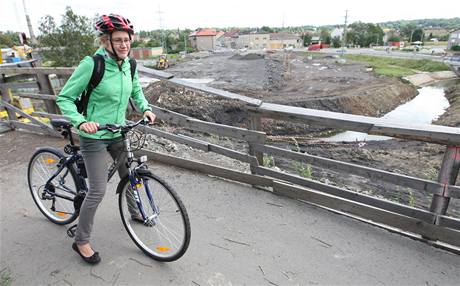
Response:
[189,28,218,51]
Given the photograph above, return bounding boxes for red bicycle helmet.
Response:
[95,14,134,35]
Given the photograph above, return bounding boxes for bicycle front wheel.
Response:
[118,173,191,262]
[27,148,79,225]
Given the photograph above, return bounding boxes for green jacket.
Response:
[56,48,151,139]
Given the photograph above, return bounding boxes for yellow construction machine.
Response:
[155,55,169,70]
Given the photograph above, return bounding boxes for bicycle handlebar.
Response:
[98,117,150,133]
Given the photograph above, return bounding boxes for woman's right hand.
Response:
[79,122,99,134]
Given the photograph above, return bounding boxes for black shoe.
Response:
[72,243,101,264]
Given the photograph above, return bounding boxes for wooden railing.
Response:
[1,64,459,250]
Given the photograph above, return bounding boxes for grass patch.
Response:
[0,268,12,286]
[344,54,450,77]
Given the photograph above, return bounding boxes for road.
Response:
[1,131,460,285]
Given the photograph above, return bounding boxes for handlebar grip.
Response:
[98,125,108,131]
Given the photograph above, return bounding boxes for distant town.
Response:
[1,7,459,65]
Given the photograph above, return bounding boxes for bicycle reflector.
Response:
[156,246,171,252]
[45,158,57,164]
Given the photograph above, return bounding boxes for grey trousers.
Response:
[75,136,137,245]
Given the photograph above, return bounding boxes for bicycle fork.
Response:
[129,175,159,227]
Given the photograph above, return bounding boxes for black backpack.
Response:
[75,54,138,116]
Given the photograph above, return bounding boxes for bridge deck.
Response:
[1,131,460,285]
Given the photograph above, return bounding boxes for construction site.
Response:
[142,50,460,216]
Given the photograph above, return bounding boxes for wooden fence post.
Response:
[1,84,18,122]
[429,146,460,222]
[33,61,59,114]
[248,112,264,173]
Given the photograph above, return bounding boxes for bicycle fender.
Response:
[135,168,153,177]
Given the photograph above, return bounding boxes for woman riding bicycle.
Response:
[56,14,156,264]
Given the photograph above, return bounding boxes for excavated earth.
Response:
[143,51,460,217]
[144,51,417,135]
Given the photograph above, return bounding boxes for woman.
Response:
[56,14,156,264]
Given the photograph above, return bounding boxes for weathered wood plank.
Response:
[137,64,174,79]
[31,112,67,120]
[169,78,263,107]
[0,67,74,75]
[273,181,460,246]
[0,73,35,83]
[136,149,273,187]
[33,62,59,114]
[1,85,18,121]
[438,215,460,231]
[16,93,57,101]
[139,125,209,151]
[254,144,460,199]
[149,105,266,142]
[369,123,460,145]
[1,100,60,137]
[256,166,435,223]
[208,144,258,165]
[9,120,61,137]
[0,59,37,67]
[3,82,39,89]
[253,103,460,145]
[137,124,258,163]
[248,113,264,166]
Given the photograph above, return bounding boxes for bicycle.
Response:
[27,118,191,262]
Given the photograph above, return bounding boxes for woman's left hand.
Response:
[143,110,156,124]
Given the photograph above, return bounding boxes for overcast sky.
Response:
[2,0,460,35]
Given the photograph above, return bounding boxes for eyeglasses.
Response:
[112,38,131,46]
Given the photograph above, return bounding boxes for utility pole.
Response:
[282,13,285,30]
[184,33,187,54]
[341,10,348,55]
[22,0,37,45]
[157,5,166,54]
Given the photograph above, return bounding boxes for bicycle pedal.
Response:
[67,224,78,238]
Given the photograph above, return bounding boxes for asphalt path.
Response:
[1,131,460,285]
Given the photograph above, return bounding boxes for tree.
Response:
[331,36,341,48]
[303,33,312,47]
[319,28,331,45]
[400,23,416,41]
[412,28,424,42]
[260,26,274,33]
[388,36,401,42]
[346,22,384,47]
[0,31,21,48]
[38,7,95,66]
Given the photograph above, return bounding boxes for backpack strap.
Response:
[129,58,137,81]
[79,54,105,116]
[128,58,141,113]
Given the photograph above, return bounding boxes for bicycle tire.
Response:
[27,147,80,225]
[118,172,191,262]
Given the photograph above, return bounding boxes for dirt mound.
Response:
[230,53,265,60]
[435,82,460,127]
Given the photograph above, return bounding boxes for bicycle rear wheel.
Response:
[118,172,191,262]
[27,148,79,225]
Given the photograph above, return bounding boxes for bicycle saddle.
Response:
[51,119,72,129]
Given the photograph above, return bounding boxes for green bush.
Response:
[451,45,460,51]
